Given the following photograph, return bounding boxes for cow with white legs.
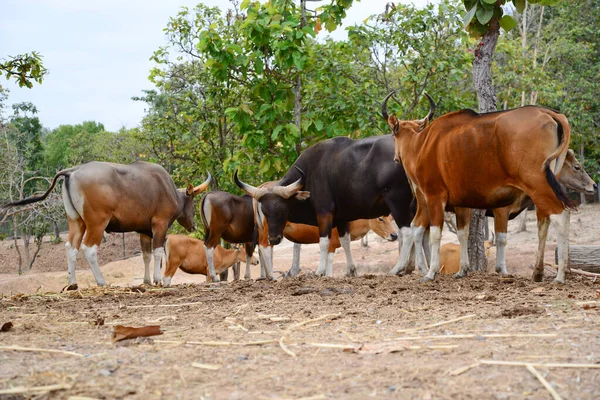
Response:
[234,133,415,280]
[200,191,258,282]
[2,162,211,288]
[383,92,581,283]
[162,235,258,285]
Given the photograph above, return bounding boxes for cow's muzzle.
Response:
[390,233,398,241]
[269,235,282,246]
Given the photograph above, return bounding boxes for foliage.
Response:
[0,52,47,88]
[462,0,559,38]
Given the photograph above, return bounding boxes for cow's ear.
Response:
[418,118,430,132]
[388,115,400,135]
[567,148,575,157]
[186,184,195,197]
[295,191,310,201]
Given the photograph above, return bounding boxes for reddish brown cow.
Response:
[284,216,397,277]
[2,162,211,287]
[383,93,579,283]
[162,235,258,285]
[200,191,257,282]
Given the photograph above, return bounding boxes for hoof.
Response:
[62,283,78,292]
[452,272,467,279]
[419,276,434,283]
[552,278,565,285]
[532,273,544,282]
[346,269,358,278]
[143,279,152,285]
[244,275,252,281]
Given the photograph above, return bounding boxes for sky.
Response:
[1,0,429,132]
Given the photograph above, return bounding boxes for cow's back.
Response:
[281,135,410,222]
[69,161,180,233]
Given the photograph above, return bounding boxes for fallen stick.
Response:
[0,345,84,357]
[448,363,480,376]
[154,339,278,346]
[287,313,342,331]
[526,364,563,400]
[575,301,598,306]
[191,362,222,370]
[570,268,600,278]
[479,360,600,369]
[389,333,557,341]
[125,301,206,309]
[279,337,296,358]
[306,343,458,351]
[396,314,476,333]
[0,383,72,395]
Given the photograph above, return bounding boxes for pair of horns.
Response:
[186,171,212,197]
[234,167,305,200]
[381,91,436,123]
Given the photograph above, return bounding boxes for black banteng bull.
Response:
[234,135,415,279]
[2,162,211,288]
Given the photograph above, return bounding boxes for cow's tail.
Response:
[2,167,78,208]
[541,113,577,210]
[200,194,210,241]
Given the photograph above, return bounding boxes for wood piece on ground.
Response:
[0,383,73,395]
[154,339,278,346]
[526,364,563,400]
[287,313,342,331]
[0,345,84,357]
[570,268,600,278]
[191,362,222,370]
[396,314,476,333]
[279,336,297,358]
[555,245,600,273]
[479,359,600,369]
[448,363,480,376]
[111,325,163,343]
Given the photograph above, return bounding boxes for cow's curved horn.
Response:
[272,177,303,199]
[191,171,212,196]
[234,170,259,197]
[381,91,395,121]
[416,93,436,123]
[294,165,305,177]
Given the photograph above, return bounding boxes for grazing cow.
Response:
[200,191,257,282]
[440,241,493,275]
[162,235,259,285]
[382,92,578,283]
[2,162,211,287]
[234,133,415,280]
[285,216,398,277]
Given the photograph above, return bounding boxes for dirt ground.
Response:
[0,205,599,399]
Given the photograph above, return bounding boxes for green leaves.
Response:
[513,0,526,13]
[476,5,494,25]
[0,52,47,88]
[463,3,477,27]
[499,15,518,31]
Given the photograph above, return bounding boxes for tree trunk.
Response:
[517,209,528,232]
[293,0,307,156]
[469,20,500,272]
[52,220,61,242]
[579,142,586,205]
[22,234,32,272]
[555,245,600,273]
[13,217,23,275]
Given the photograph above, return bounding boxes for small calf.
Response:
[163,235,258,286]
[439,241,493,275]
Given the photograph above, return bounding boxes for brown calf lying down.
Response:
[284,216,398,277]
[163,235,258,286]
[439,241,493,275]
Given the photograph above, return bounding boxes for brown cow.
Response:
[284,216,397,277]
[383,92,581,283]
[2,162,211,287]
[200,191,257,282]
[162,235,259,285]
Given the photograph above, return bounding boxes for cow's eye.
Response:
[574,165,581,171]
[378,217,384,222]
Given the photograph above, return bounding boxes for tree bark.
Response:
[579,142,586,205]
[469,20,500,272]
[13,217,23,275]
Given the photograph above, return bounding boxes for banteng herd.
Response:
[3,95,597,287]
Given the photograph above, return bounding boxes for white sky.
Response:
[1,0,429,131]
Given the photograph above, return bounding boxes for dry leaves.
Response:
[111,325,162,343]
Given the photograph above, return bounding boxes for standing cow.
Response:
[383,92,579,283]
[234,134,415,280]
[2,162,211,288]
